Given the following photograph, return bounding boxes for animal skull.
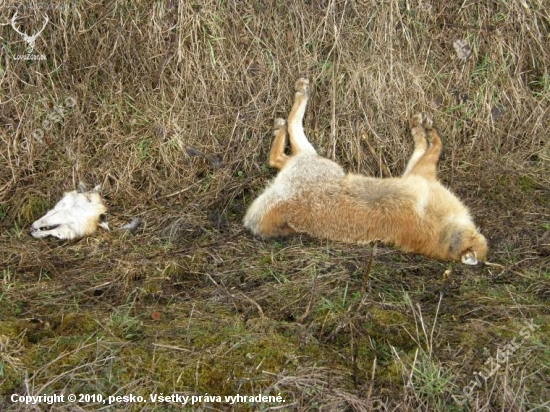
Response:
[31,185,109,240]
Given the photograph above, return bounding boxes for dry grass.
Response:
[1,0,549,411]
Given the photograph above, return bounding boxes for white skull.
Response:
[30,186,108,240]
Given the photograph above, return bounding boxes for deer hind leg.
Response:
[403,113,429,176]
[269,118,290,170]
[287,78,317,156]
[244,191,296,238]
[252,201,296,238]
[403,113,442,181]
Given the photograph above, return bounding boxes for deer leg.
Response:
[408,116,442,181]
[287,78,317,156]
[268,118,290,170]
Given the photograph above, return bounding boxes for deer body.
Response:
[244,79,487,264]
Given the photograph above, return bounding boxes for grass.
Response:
[0,0,549,411]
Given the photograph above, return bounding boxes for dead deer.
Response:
[244,78,487,264]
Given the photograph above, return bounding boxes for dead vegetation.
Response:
[0,0,549,411]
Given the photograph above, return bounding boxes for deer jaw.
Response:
[31,186,108,240]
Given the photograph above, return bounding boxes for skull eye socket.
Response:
[37,224,60,232]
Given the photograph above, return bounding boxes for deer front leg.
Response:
[269,118,290,170]
[287,78,317,156]
[407,114,442,181]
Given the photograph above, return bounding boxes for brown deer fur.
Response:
[244,78,487,264]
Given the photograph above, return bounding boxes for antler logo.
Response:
[11,11,49,55]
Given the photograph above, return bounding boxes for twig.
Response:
[361,242,377,297]
[298,267,318,323]
[240,292,264,318]
[366,356,377,403]
[152,343,192,352]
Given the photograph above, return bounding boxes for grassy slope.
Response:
[1,1,549,411]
